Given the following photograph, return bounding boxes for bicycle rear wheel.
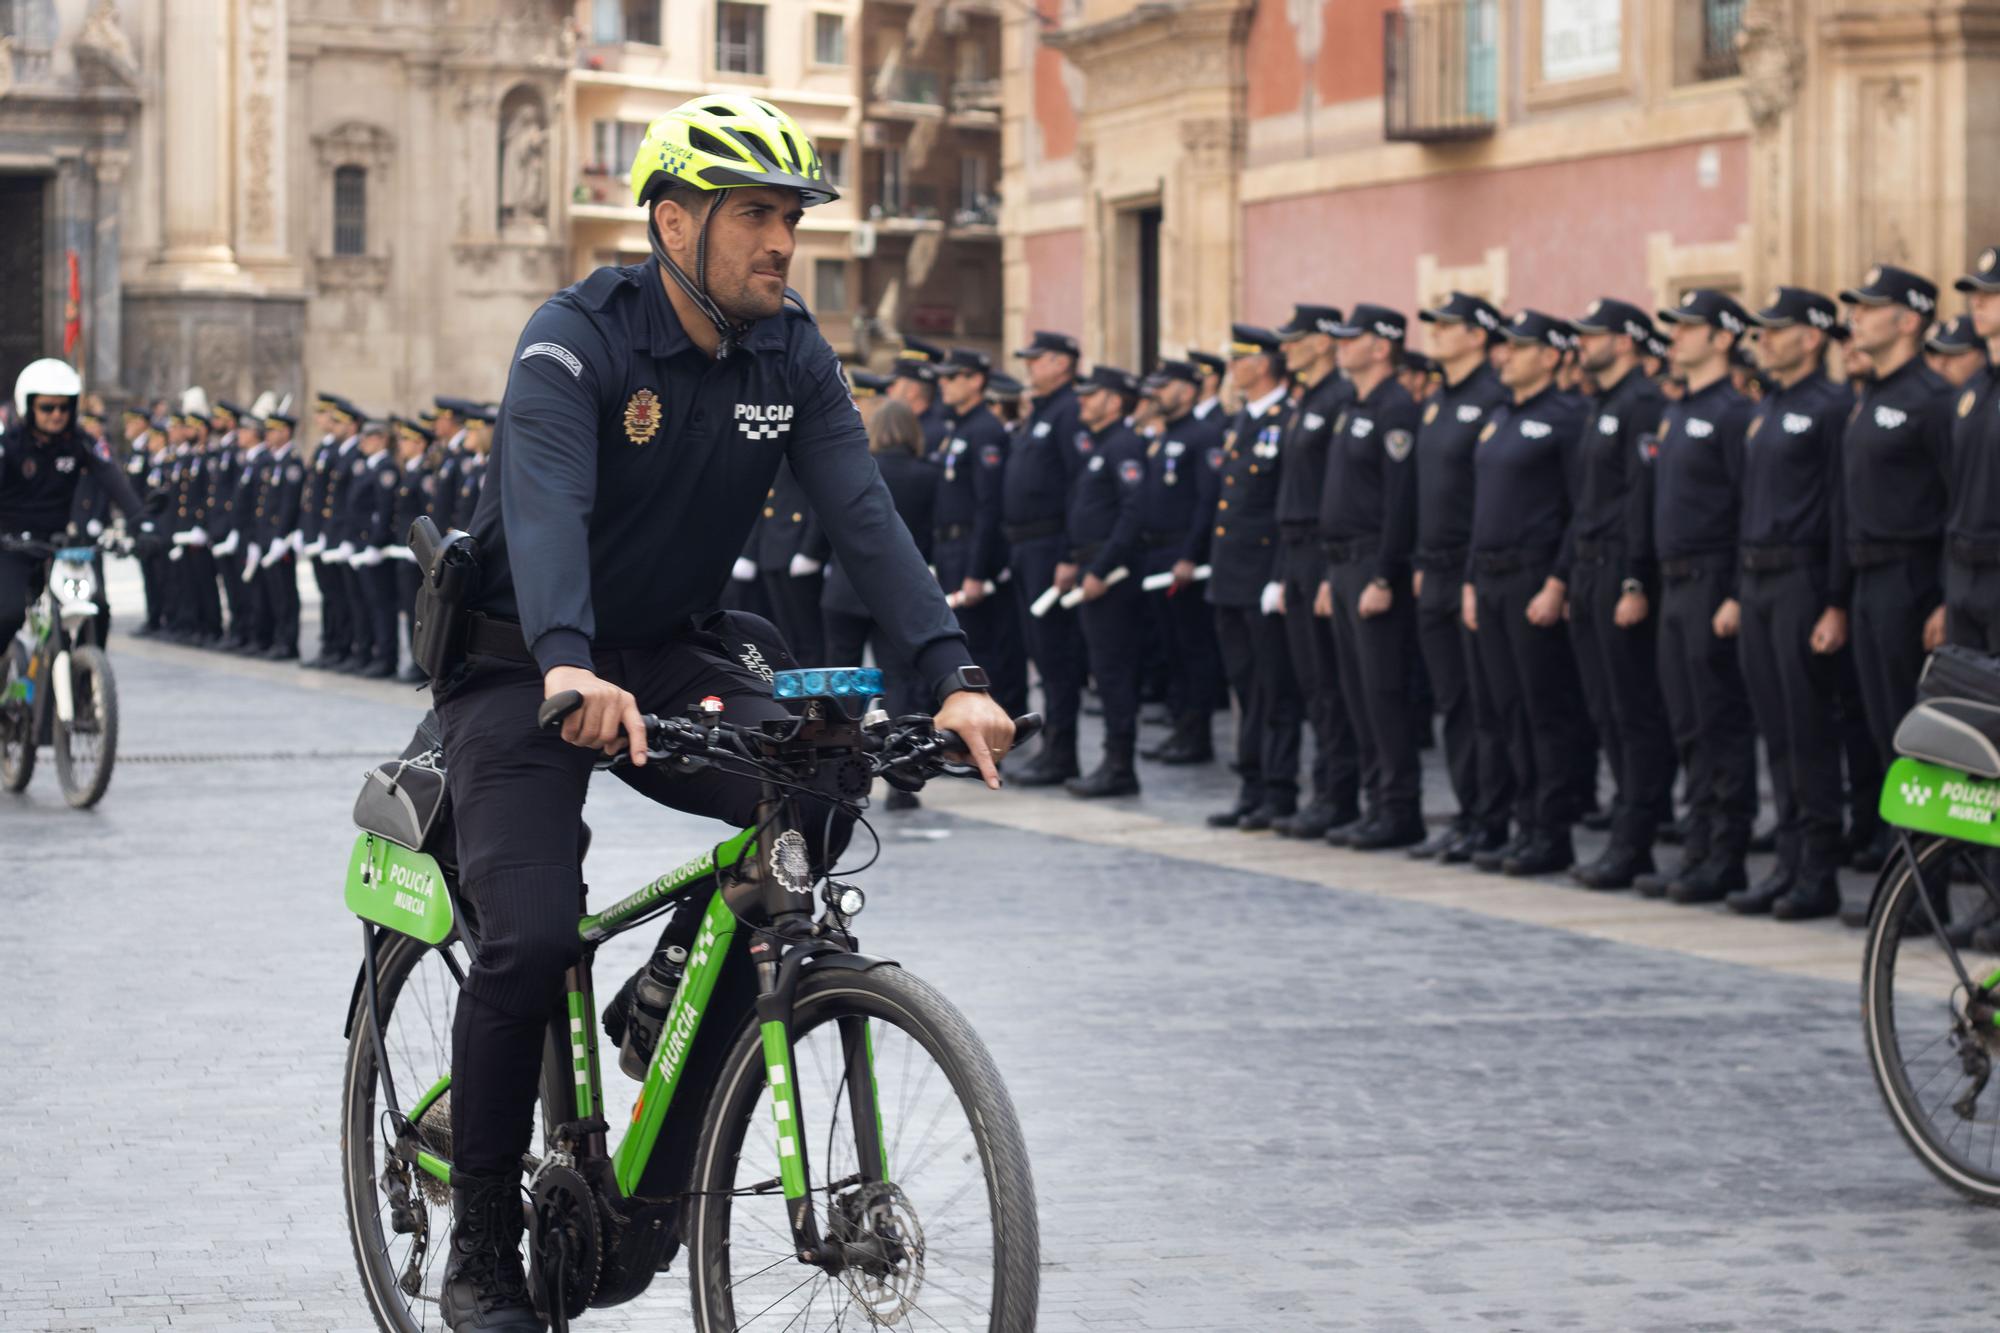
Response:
[341,930,569,1332]
[52,643,116,809]
[1,640,34,793]
[686,964,1039,1332]
[1862,834,2000,1205]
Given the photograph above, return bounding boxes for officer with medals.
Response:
[1188,351,1228,420]
[206,400,252,649]
[1204,325,1304,829]
[390,417,437,681]
[179,411,225,644]
[1134,358,1226,765]
[1062,365,1150,798]
[1005,329,1088,784]
[1558,297,1677,889]
[304,397,363,669]
[343,419,400,677]
[1834,264,1955,830]
[122,407,169,637]
[933,347,1028,717]
[1645,290,1759,905]
[222,411,270,654]
[1267,304,1361,839]
[1466,311,1595,876]
[327,405,383,671]
[1411,291,1513,862]
[452,404,493,531]
[891,335,950,455]
[1311,304,1424,849]
[255,410,304,659]
[428,397,474,528]
[1716,286,1858,918]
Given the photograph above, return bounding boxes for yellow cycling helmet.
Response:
[631,94,837,209]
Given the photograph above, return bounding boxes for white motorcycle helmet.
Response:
[14,356,83,421]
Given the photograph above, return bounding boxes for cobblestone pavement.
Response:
[3,615,1999,1332]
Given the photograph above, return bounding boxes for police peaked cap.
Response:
[943,347,992,375]
[1657,289,1751,337]
[984,371,1024,399]
[1568,298,1655,343]
[1226,324,1282,357]
[1500,310,1570,350]
[1014,330,1080,359]
[434,395,481,418]
[1419,291,1503,335]
[265,410,298,428]
[896,335,947,364]
[892,359,939,385]
[1750,287,1846,339]
[391,415,435,443]
[1276,304,1345,340]
[213,399,249,422]
[1926,315,1983,355]
[1840,264,1938,317]
[1400,351,1439,376]
[849,370,892,397]
[1078,365,1141,397]
[1186,350,1227,377]
[1328,304,1407,341]
[1955,246,2000,294]
[1143,358,1201,390]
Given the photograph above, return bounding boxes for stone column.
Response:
[234,0,288,268]
[86,148,131,399]
[155,0,243,283]
[1735,0,1806,301]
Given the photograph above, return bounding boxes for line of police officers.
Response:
[116,391,493,683]
[750,248,2000,943]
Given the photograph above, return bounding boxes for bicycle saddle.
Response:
[1894,696,2000,779]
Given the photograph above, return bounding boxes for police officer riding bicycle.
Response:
[425,95,1013,1332]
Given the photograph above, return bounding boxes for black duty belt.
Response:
[1660,552,1734,583]
[935,522,972,543]
[1142,528,1184,548]
[1322,536,1380,564]
[1003,518,1063,544]
[1739,544,1817,573]
[1414,547,1468,573]
[1470,549,1539,577]
[1572,538,1624,563]
[1849,540,1940,569]
[1949,536,2000,567]
[1279,523,1320,546]
[465,612,534,663]
[1071,541,1104,563]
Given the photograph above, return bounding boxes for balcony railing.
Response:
[1697,0,1744,79]
[1384,1,1498,144]
[871,66,944,107]
[950,78,1001,114]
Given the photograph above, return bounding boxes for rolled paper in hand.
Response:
[1140,564,1212,593]
[1028,584,1062,619]
[946,579,998,610]
[1059,565,1128,609]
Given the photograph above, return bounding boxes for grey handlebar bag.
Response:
[352,712,449,854]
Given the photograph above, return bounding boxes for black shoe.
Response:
[1726,865,1797,916]
[1572,843,1654,891]
[360,658,396,679]
[1349,817,1426,851]
[439,1170,543,1332]
[1667,859,1748,905]
[1503,832,1574,877]
[1324,816,1372,848]
[1239,799,1296,832]
[1839,900,1872,929]
[1849,830,1892,873]
[265,644,299,661]
[1014,736,1079,788]
[1207,794,1259,828]
[1946,900,2000,948]
[1749,823,1778,855]
[1066,753,1140,799]
[1155,735,1214,765]
[1272,802,1337,839]
[1579,807,1613,833]
[398,664,429,685]
[1473,832,1526,873]
[1409,823,1468,860]
[1445,826,1507,865]
[883,788,920,812]
[1772,876,1843,922]
[1657,816,1688,847]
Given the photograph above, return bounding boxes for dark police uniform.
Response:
[932,361,1027,718]
[1269,306,1361,835]
[1834,265,1954,768]
[1648,290,1759,900]
[257,427,305,658]
[1003,331,1087,781]
[1206,343,1302,826]
[305,411,362,667]
[330,434,381,669]
[207,406,251,646]
[390,420,438,679]
[1318,304,1423,842]
[1136,361,1226,764]
[0,419,145,645]
[1731,287,1857,915]
[1064,368,1149,794]
[224,436,271,652]
[1946,248,2000,650]
[352,441,401,676]
[125,417,168,634]
[1559,299,1677,873]
[441,260,976,1181]
[1469,311,1596,872]
[1412,293,1513,855]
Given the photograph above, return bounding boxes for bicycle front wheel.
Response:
[52,643,116,809]
[1,639,34,793]
[687,964,1039,1333]
[1862,833,2000,1205]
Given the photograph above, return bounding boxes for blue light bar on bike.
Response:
[56,547,95,561]
[771,667,884,701]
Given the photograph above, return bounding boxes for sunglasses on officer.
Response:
[32,399,74,415]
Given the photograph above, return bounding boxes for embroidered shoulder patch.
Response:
[521,342,584,378]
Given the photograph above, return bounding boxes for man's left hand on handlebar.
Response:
[933,690,1015,790]
[545,665,649,767]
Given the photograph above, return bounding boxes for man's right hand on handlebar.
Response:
[544,666,649,767]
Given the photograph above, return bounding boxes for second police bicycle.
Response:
[1,532,121,808]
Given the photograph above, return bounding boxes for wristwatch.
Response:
[1620,578,1645,597]
[936,665,992,709]
[1369,577,1392,591]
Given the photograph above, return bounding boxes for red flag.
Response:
[62,250,82,359]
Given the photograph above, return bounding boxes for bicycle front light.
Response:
[771,667,884,703]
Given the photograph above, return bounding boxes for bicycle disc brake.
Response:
[529,1163,600,1324]
[828,1180,926,1325]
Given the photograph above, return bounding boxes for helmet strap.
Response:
[649,198,750,358]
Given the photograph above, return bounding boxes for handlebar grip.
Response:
[1010,713,1044,748]
[537,690,584,730]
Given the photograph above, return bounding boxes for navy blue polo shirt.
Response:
[469,260,972,692]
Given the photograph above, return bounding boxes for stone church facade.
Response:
[0,0,571,413]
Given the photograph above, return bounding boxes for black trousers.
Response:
[1213,601,1302,807]
[1416,567,1504,830]
[822,608,926,719]
[1143,545,1224,725]
[961,584,1029,719]
[356,561,398,666]
[1657,561,1757,858]
[264,554,300,653]
[760,569,825,665]
[439,636,854,1177]
[1279,541,1359,812]
[138,550,164,630]
[1471,562,1594,834]
[187,547,222,636]
[1077,576,1145,746]
[219,547,248,639]
[234,554,271,649]
[1947,558,2000,653]
[312,553,346,656]
[1850,554,1942,764]
[1737,565,1845,874]
[0,550,45,645]
[1010,534,1086,739]
[1568,559,1676,846]
[397,560,422,666]
[1325,558,1420,820]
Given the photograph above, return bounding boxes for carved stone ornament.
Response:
[314,121,394,173]
[72,2,140,90]
[314,254,390,291]
[1736,0,1804,131]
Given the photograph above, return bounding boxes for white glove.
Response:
[167,545,184,563]
[789,554,823,577]
[1260,581,1284,616]
[286,530,304,555]
[334,541,355,563]
[353,546,384,567]
[171,529,197,547]
[387,545,418,563]
[261,543,285,569]
[302,537,324,559]
[85,519,103,538]
[731,557,757,582]
[187,526,210,548]
[245,541,261,568]
[243,549,259,581]
[212,530,239,557]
